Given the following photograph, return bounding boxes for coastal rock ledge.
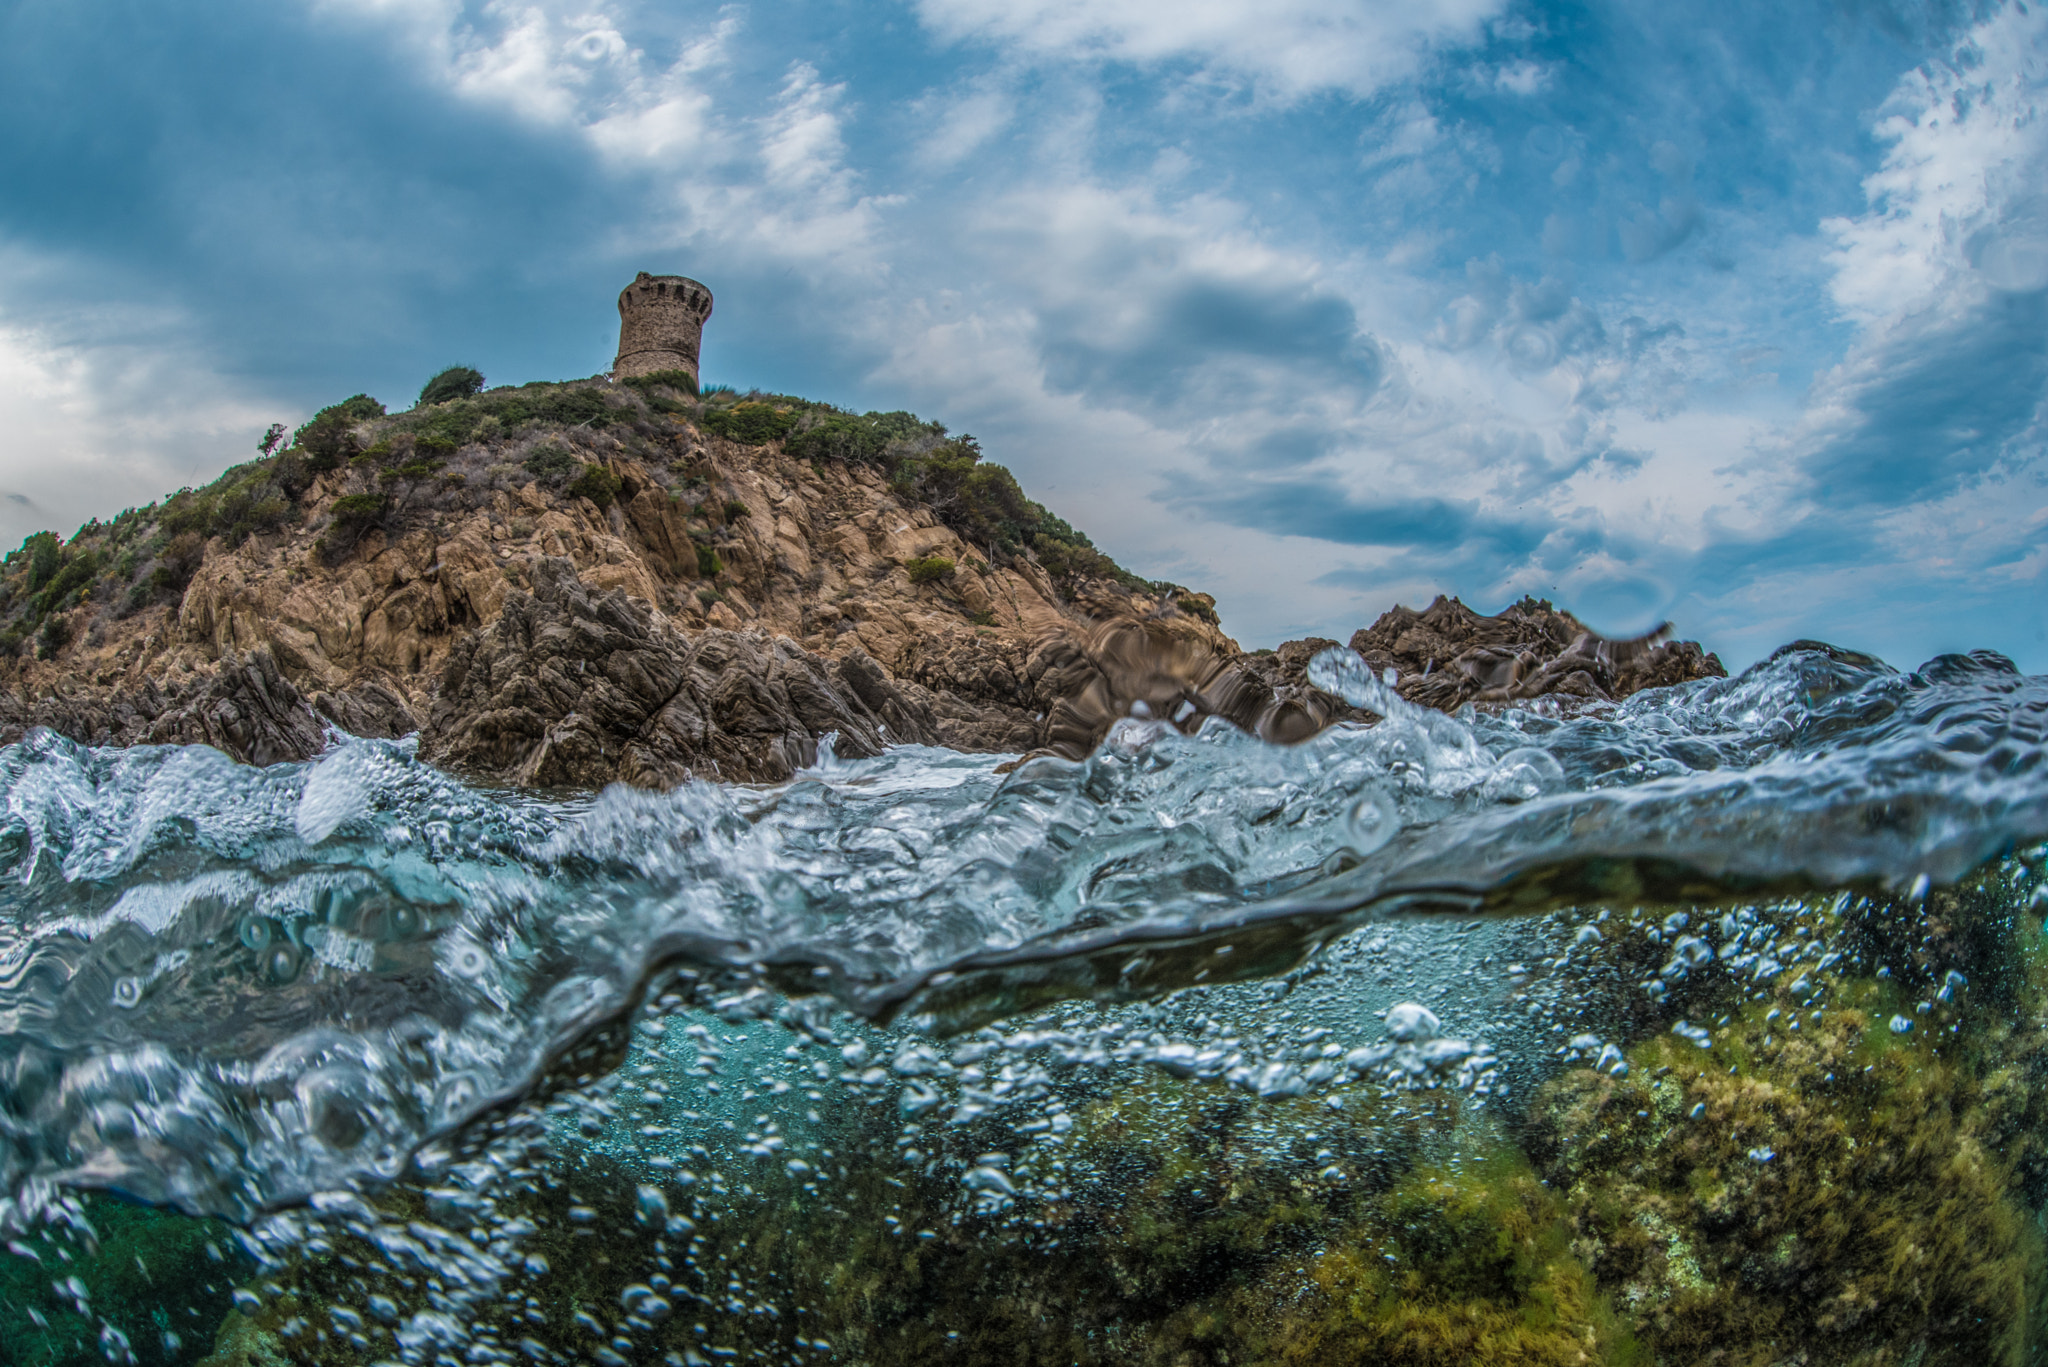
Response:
[0,377,1723,784]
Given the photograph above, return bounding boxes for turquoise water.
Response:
[0,642,2045,1365]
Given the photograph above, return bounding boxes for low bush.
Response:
[330,493,388,528]
[318,492,390,564]
[786,413,888,465]
[380,459,446,485]
[784,409,948,467]
[37,613,70,660]
[622,369,698,398]
[21,532,58,593]
[151,532,205,598]
[417,366,484,408]
[701,402,798,445]
[293,394,386,472]
[696,545,722,578]
[523,443,580,486]
[567,464,624,509]
[906,555,955,584]
[721,498,749,521]
[34,551,97,620]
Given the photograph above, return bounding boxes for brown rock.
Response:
[1345,594,1726,710]
[422,558,945,786]
[0,647,327,765]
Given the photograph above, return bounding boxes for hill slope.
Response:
[0,373,1723,784]
[0,375,1235,781]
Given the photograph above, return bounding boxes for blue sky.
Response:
[0,0,2043,670]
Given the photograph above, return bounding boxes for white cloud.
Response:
[0,266,282,548]
[313,0,740,164]
[913,81,1016,169]
[1824,0,2048,319]
[912,0,1504,100]
[1491,60,1548,96]
[312,1,882,270]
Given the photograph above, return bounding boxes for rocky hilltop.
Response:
[0,372,1723,784]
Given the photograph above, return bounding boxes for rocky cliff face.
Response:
[0,381,1723,784]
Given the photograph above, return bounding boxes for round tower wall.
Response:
[614,272,714,382]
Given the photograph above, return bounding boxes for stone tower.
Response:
[613,271,714,383]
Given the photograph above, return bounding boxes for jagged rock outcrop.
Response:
[424,558,947,786]
[1347,594,1724,709]
[0,647,330,764]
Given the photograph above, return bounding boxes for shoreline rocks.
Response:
[0,577,1726,785]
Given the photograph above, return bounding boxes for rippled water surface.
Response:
[2,642,2047,1365]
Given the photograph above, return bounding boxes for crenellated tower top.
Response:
[613,272,713,382]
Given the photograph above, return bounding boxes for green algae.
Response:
[1272,1149,1643,1367]
[1523,868,2048,1366]
[0,1194,248,1367]
[124,858,2048,1366]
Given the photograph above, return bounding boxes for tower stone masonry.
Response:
[613,271,714,382]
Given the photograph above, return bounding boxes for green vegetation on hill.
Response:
[0,372,1184,662]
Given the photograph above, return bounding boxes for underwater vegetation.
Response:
[143,852,2048,1367]
[1524,866,2048,1367]
[0,1192,247,1367]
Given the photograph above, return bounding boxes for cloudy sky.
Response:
[1,0,2044,670]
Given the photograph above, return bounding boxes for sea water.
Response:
[0,642,2044,1365]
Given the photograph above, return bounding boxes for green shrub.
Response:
[721,498,749,521]
[523,443,580,486]
[393,384,618,451]
[37,612,70,660]
[510,386,613,430]
[700,402,797,445]
[292,394,385,472]
[623,368,699,397]
[567,463,624,509]
[417,366,484,408]
[319,492,390,564]
[270,449,314,499]
[696,587,722,605]
[151,532,205,598]
[786,413,888,465]
[330,493,388,528]
[784,409,947,467]
[21,532,59,593]
[33,550,97,619]
[906,555,955,584]
[380,459,447,484]
[696,545,722,578]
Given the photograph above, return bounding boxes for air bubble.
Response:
[1344,789,1398,855]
